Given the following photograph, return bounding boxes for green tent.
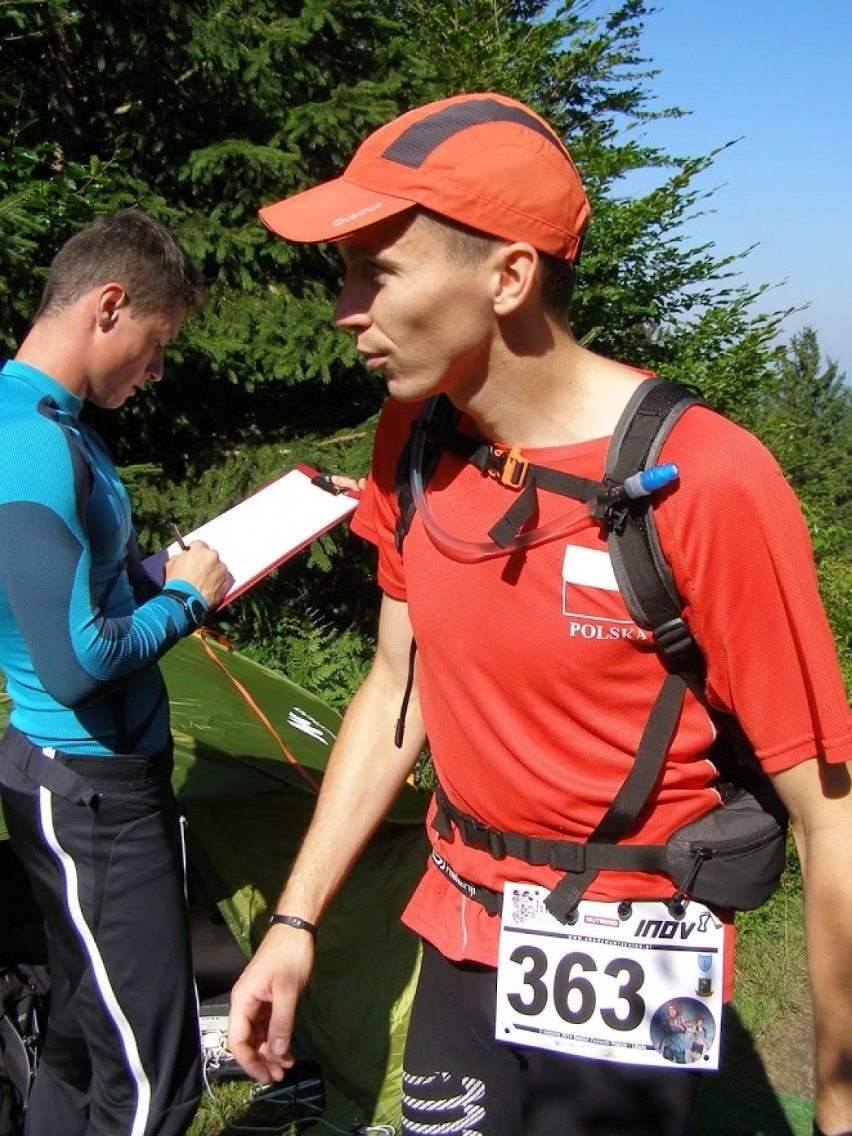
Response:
[0,632,428,1132]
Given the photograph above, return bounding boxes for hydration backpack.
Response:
[0,964,48,1136]
[394,378,788,921]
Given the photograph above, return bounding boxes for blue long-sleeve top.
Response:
[0,359,207,756]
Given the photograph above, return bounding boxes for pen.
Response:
[171,522,189,551]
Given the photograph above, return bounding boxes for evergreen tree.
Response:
[4,0,792,462]
[2,0,422,461]
[0,1,122,351]
[756,327,852,528]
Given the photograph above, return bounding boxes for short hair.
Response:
[418,209,578,321]
[36,209,207,320]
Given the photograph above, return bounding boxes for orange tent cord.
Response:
[194,629,322,795]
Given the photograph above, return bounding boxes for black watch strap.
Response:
[268,914,318,939]
[161,587,206,627]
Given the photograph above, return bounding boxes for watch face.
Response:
[188,598,205,625]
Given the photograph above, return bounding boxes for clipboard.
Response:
[142,464,359,607]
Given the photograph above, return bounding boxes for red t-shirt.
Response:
[351,395,852,974]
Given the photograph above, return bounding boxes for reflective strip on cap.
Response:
[382,97,567,168]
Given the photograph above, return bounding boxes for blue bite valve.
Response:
[622,462,679,500]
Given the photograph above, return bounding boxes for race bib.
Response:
[496,886,724,1070]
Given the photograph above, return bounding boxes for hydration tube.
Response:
[409,400,680,565]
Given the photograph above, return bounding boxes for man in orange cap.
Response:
[229,94,852,1136]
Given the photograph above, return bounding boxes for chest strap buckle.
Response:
[485,445,529,490]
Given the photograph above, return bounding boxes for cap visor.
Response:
[259,177,416,243]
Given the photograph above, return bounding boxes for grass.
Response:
[730,838,808,1043]
[189,1079,307,1136]
[189,1059,328,1136]
[189,1081,253,1135]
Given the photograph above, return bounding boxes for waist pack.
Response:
[663,781,787,911]
[400,379,789,921]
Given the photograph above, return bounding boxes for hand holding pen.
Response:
[164,521,230,610]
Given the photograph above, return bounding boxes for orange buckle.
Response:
[487,445,529,490]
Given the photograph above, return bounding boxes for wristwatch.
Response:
[161,587,206,627]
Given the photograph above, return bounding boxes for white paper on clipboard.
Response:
[141,463,358,606]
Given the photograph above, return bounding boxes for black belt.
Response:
[431,849,504,916]
[8,726,173,807]
[432,784,667,875]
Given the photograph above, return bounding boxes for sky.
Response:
[586,0,852,378]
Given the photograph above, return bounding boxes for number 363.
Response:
[506,946,645,1031]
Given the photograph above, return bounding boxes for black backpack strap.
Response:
[486,466,599,548]
[606,379,703,660]
[394,395,461,553]
[543,668,688,920]
[395,395,602,552]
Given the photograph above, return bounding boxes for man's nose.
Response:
[333,280,372,329]
[147,348,165,382]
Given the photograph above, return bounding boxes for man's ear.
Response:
[492,243,539,317]
[95,283,130,329]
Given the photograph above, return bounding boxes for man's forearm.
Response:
[792,800,852,1130]
[803,854,852,1130]
[227,595,425,1082]
[771,759,852,1134]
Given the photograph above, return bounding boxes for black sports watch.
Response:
[161,587,206,628]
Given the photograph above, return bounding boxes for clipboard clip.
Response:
[311,474,348,496]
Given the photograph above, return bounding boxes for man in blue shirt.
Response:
[0,209,229,1135]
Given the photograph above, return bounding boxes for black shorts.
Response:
[402,941,701,1136]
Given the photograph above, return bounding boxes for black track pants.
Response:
[402,941,701,1136]
[0,727,201,1136]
